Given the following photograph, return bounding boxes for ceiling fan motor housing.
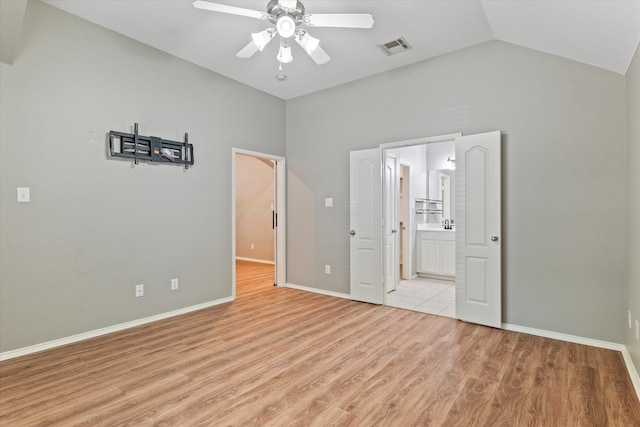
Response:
[267,0,306,26]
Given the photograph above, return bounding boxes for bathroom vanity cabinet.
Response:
[417,230,455,278]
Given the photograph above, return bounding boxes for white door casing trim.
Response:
[379,132,462,150]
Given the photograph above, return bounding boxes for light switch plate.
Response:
[325,197,333,207]
[17,187,30,203]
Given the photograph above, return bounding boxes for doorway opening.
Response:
[232,149,286,300]
[382,138,457,318]
[350,131,501,326]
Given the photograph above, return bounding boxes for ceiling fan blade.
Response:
[305,13,374,29]
[236,40,260,59]
[278,0,298,12]
[308,45,330,65]
[193,1,268,20]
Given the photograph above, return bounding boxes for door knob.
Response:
[391,229,397,233]
[491,235,499,242]
[350,230,356,236]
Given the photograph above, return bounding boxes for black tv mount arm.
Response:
[109,123,194,168]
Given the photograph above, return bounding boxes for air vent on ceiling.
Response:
[377,37,412,56]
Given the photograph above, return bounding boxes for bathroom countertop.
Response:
[417,224,455,232]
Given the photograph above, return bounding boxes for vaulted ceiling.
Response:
[3,1,640,100]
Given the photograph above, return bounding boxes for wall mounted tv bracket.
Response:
[109,123,194,168]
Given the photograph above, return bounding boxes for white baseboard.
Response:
[236,256,275,265]
[284,282,351,300]
[503,323,640,402]
[621,347,640,402]
[0,296,234,361]
[502,323,625,351]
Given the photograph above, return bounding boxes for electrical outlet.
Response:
[629,310,633,329]
[325,264,331,274]
[135,284,144,297]
[251,243,255,250]
[171,278,179,291]
[636,320,639,341]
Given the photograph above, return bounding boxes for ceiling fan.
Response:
[193,0,374,68]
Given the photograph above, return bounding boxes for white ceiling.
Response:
[22,0,640,99]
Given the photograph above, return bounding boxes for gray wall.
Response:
[0,1,285,352]
[627,43,640,373]
[286,40,627,343]
[235,155,274,262]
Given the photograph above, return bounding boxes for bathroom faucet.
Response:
[444,219,450,230]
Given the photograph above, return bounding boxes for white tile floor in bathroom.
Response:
[386,277,455,318]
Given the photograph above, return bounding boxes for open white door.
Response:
[350,148,383,304]
[383,155,399,293]
[455,131,501,328]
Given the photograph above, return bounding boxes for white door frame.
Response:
[232,148,286,300]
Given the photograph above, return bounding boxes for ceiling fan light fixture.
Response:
[276,15,296,38]
[296,30,319,55]
[251,28,275,51]
[277,41,293,63]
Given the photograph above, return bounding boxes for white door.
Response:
[383,155,399,293]
[350,149,383,304]
[455,131,502,328]
[400,164,411,280]
[272,162,278,285]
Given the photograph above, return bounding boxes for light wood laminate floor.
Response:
[1,260,639,426]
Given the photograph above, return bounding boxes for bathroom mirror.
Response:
[427,169,455,225]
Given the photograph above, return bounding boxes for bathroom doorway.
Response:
[382,138,457,318]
